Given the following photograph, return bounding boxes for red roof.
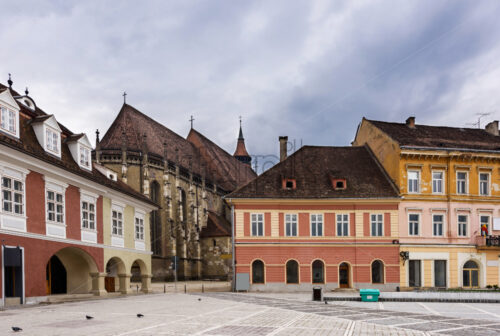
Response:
[99,103,256,191]
[0,84,156,206]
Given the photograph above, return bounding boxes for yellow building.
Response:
[354,117,500,288]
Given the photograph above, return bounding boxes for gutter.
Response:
[401,146,500,154]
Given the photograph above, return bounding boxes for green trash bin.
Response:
[360,289,380,302]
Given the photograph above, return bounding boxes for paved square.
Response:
[0,292,499,335]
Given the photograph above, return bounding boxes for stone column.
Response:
[141,274,153,293]
[118,273,132,294]
[90,272,107,296]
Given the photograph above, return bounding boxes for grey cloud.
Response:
[1,1,500,174]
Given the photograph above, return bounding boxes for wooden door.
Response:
[105,277,115,292]
[339,263,349,288]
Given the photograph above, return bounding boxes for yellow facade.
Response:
[102,196,152,294]
[355,118,500,288]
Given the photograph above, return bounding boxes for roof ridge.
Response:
[366,118,489,132]
[124,103,190,143]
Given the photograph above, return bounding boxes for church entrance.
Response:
[46,255,67,294]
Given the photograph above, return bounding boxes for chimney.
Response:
[485,120,499,136]
[279,136,288,162]
[406,117,415,128]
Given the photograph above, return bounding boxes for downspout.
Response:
[230,202,236,292]
[447,156,452,241]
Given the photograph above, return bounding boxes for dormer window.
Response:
[32,115,62,158]
[79,145,91,169]
[332,178,347,190]
[282,178,296,190]
[0,89,20,138]
[46,127,60,154]
[66,133,92,170]
[1,106,16,134]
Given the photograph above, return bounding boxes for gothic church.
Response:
[95,103,255,280]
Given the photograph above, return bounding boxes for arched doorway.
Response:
[105,257,126,293]
[312,260,324,284]
[371,260,384,284]
[339,262,350,288]
[252,260,264,284]
[46,256,67,294]
[286,260,299,284]
[463,260,479,288]
[45,247,98,295]
[130,259,150,293]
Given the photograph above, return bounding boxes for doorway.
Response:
[3,246,24,304]
[463,260,479,288]
[46,255,67,294]
[339,262,350,288]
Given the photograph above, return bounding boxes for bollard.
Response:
[164,284,166,293]
[202,283,204,293]
[184,284,187,293]
[136,284,139,293]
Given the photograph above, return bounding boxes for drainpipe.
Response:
[230,203,236,292]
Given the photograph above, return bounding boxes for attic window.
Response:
[46,128,60,154]
[332,178,347,190]
[79,145,91,169]
[0,105,17,135]
[108,172,117,181]
[282,178,296,190]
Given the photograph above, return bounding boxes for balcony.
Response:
[476,235,500,249]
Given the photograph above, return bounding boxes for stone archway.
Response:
[130,259,151,293]
[105,257,127,294]
[46,247,99,295]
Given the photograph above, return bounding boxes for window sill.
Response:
[0,212,26,219]
[46,221,66,227]
[81,228,97,233]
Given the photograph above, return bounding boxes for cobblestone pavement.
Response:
[0,293,498,335]
[201,293,500,335]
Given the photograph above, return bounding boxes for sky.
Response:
[1,0,500,173]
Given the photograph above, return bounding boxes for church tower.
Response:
[233,120,251,166]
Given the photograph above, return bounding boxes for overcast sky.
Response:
[2,0,500,172]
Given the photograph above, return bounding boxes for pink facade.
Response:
[399,201,500,244]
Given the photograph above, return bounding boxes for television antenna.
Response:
[466,112,490,128]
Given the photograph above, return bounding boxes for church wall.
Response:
[201,236,232,280]
[99,154,233,282]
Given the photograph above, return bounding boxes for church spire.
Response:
[233,117,251,166]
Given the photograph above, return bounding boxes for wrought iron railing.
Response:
[486,235,500,247]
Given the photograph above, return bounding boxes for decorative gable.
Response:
[67,134,92,171]
[0,89,20,138]
[32,115,62,158]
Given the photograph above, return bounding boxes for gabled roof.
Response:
[200,211,231,238]
[99,103,256,191]
[227,145,399,199]
[187,129,256,191]
[0,84,156,207]
[364,118,500,151]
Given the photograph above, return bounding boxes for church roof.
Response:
[233,126,250,157]
[200,210,231,238]
[187,128,256,191]
[99,103,256,192]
